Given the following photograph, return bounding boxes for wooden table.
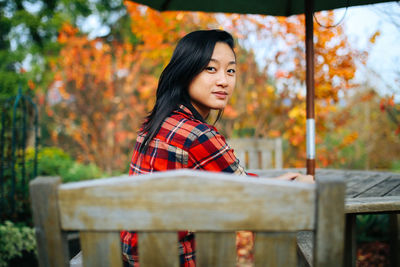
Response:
[252,169,400,267]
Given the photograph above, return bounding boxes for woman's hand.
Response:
[275,172,314,183]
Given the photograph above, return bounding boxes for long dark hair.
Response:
[139,29,235,154]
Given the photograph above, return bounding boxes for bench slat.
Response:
[248,150,259,169]
[138,232,179,267]
[228,138,282,169]
[236,151,246,168]
[80,231,122,267]
[261,151,272,169]
[297,231,314,267]
[196,232,236,267]
[58,170,316,231]
[254,232,297,267]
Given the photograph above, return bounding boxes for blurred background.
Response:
[0,0,399,266]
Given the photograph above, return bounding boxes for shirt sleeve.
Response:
[188,128,246,175]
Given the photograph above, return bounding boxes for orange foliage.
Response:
[218,11,360,167]
[48,4,363,171]
[380,95,400,136]
[47,5,217,171]
[49,22,150,171]
[28,80,35,90]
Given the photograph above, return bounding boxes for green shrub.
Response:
[26,146,103,182]
[391,160,400,172]
[356,214,390,242]
[26,146,73,177]
[62,162,103,183]
[2,147,103,222]
[0,221,37,267]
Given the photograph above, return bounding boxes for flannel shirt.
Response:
[121,104,246,267]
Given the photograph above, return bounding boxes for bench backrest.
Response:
[228,138,283,169]
[30,170,345,267]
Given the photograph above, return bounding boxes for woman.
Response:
[121,29,312,267]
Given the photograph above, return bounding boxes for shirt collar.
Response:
[176,104,218,131]
[176,104,194,118]
[175,104,203,122]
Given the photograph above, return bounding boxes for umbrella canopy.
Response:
[129,0,395,175]
[130,0,394,16]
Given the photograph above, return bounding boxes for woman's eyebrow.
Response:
[209,58,236,65]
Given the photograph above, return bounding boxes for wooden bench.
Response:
[228,138,283,169]
[30,170,345,267]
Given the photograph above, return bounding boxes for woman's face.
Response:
[188,42,236,118]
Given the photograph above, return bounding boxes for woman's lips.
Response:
[213,91,228,99]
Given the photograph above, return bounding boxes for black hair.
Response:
[139,29,235,154]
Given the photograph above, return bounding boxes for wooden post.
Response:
[30,177,69,267]
[314,176,345,267]
[389,214,399,267]
[344,214,356,267]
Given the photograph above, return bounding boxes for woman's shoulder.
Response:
[157,109,219,149]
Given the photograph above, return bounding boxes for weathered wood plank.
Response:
[251,170,288,177]
[228,138,275,150]
[345,196,400,213]
[58,170,315,231]
[385,183,400,197]
[274,138,283,169]
[357,176,400,197]
[196,232,236,267]
[261,150,272,169]
[253,168,333,178]
[80,231,122,267]
[314,176,345,267]
[228,138,282,169]
[235,150,246,169]
[254,232,297,267]
[29,177,69,267]
[138,232,179,267]
[345,173,389,198]
[297,231,313,267]
[248,150,258,169]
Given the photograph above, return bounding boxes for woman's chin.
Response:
[210,101,228,110]
[210,105,226,111]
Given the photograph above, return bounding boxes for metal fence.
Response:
[0,88,39,222]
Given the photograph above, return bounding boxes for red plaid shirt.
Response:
[121,105,246,267]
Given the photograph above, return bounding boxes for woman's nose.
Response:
[216,72,228,87]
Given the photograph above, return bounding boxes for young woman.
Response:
[121,29,312,267]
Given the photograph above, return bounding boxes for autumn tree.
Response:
[375,5,400,137]
[330,86,400,169]
[47,3,219,172]
[0,0,126,98]
[218,11,362,167]
[47,3,370,171]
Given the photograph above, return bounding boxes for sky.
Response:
[338,2,400,97]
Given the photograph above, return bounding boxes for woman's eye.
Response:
[228,69,236,74]
[205,66,216,72]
